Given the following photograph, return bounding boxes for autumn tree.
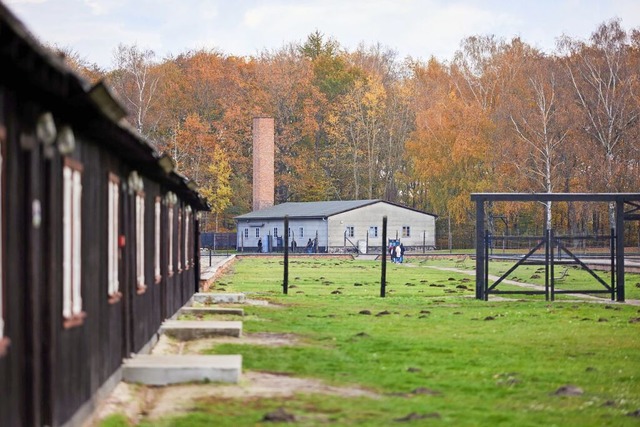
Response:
[560,19,640,227]
[255,45,331,202]
[449,35,507,233]
[150,49,261,227]
[49,45,105,84]
[109,44,160,135]
[200,147,232,232]
[407,58,494,222]
[327,74,386,199]
[98,20,640,244]
[350,44,415,202]
[296,32,366,200]
[509,55,570,229]
[172,113,214,182]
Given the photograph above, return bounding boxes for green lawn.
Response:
[134,256,640,426]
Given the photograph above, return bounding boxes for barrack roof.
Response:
[235,200,436,220]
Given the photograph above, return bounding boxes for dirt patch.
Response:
[90,371,380,425]
[147,371,380,419]
[87,382,144,425]
[150,332,301,356]
[150,335,182,355]
[188,332,301,353]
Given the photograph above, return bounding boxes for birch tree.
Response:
[110,44,160,135]
[560,19,640,227]
[510,61,569,229]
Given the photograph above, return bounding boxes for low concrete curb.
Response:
[179,307,244,317]
[161,320,242,339]
[122,354,242,385]
[192,292,246,305]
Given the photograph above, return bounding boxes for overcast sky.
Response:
[5,0,640,70]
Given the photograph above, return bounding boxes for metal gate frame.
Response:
[482,229,615,301]
[471,193,640,302]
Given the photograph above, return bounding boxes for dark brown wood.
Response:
[0,5,209,425]
[1,88,29,426]
[616,201,625,301]
[475,201,484,300]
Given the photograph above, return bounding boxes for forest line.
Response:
[61,19,640,240]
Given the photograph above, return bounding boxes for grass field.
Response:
[107,256,640,426]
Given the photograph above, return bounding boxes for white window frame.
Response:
[369,226,378,238]
[184,206,191,270]
[63,158,84,326]
[0,137,4,342]
[107,174,121,301]
[273,227,278,237]
[244,228,249,239]
[168,201,174,276]
[154,196,161,282]
[299,227,304,238]
[255,228,260,238]
[136,190,146,291]
[177,208,182,271]
[346,226,355,238]
[402,226,411,238]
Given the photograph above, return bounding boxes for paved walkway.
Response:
[200,255,235,285]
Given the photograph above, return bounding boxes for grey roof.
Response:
[235,199,436,220]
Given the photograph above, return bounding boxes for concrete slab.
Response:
[161,320,242,339]
[192,292,246,305]
[179,307,244,317]
[122,354,242,385]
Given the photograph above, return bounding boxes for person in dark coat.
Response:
[257,238,263,253]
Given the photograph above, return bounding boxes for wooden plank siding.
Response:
[0,4,210,426]
[0,87,30,427]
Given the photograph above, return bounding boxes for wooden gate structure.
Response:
[471,193,640,302]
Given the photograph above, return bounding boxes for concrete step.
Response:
[161,320,242,340]
[122,354,242,385]
[192,292,246,305]
[179,307,244,317]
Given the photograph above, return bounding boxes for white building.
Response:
[235,199,436,253]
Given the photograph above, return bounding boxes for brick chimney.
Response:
[252,117,274,211]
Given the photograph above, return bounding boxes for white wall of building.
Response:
[236,218,328,251]
[327,202,435,250]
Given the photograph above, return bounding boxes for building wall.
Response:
[0,86,30,427]
[236,218,328,252]
[327,202,436,250]
[0,11,204,426]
